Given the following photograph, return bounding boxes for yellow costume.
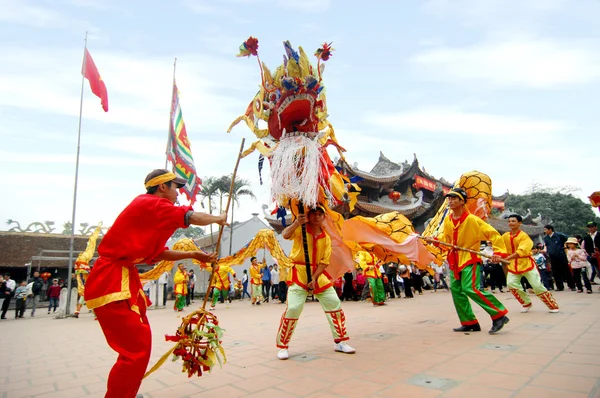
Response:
[173,268,188,311]
[286,225,333,294]
[356,251,385,305]
[503,231,559,312]
[436,211,508,326]
[250,262,265,302]
[438,212,506,278]
[206,265,236,308]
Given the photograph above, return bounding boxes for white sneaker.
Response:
[334,341,356,354]
[520,306,531,313]
[277,349,289,360]
[209,306,215,311]
[549,309,560,313]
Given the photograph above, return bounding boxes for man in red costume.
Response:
[84,169,227,398]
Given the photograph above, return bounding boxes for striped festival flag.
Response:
[166,81,201,204]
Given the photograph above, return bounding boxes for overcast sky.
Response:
[1,0,598,232]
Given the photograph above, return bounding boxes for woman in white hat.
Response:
[565,237,592,294]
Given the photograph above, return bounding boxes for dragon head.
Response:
[232,38,333,142]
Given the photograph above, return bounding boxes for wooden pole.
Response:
[201,138,245,309]
[416,235,510,265]
[297,201,313,289]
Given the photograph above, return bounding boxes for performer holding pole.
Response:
[424,187,510,334]
[276,204,355,359]
[503,214,560,313]
[84,169,227,398]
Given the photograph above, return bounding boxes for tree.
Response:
[198,176,223,245]
[505,189,600,236]
[221,176,256,255]
[172,226,205,240]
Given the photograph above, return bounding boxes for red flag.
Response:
[82,48,109,112]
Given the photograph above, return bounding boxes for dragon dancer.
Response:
[357,251,386,306]
[503,214,560,313]
[207,263,236,310]
[428,187,510,334]
[249,256,265,305]
[84,169,227,398]
[276,205,355,360]
[173,263,188,311]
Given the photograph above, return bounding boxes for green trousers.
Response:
[212,288,227,306]
[175,294,186,311]
[368,278,386,304]
[450,264,507,325]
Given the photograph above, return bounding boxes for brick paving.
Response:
[1,289,600,398]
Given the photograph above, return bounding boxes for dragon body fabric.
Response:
[74,223,103,297]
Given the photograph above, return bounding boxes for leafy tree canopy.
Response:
[172,226,205,240]
[505,184,600,236]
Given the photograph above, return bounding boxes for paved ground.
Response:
[1,288,600,398]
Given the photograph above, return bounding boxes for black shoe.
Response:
[453,324,481,332]
[489,316,509,334]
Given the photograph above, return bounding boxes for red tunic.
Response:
[84,194,191,313]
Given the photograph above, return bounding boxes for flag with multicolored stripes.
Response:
[166,81,201,204]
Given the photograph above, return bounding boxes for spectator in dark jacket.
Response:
[543,225,575,291]
[27,271,44,317]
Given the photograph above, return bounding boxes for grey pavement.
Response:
[1,289,600,398]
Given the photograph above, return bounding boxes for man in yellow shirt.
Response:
[503,214,559,313]
[206,264,236,311]
[276,205,355,359]
[429,187,510,334]
[249,256,264,305]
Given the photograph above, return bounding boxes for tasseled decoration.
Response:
[315,42,334,61]
[258,154,264,185]
[237,37,259,57]
[269,130,332,208]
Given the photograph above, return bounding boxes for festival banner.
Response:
[166,82,201,204]
[414,175,450,195]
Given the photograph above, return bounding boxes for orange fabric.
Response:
[342,219,436,267]
[94,297,151,398]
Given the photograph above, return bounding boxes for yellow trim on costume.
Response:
[85,266,131,309]
[145,172,177,188]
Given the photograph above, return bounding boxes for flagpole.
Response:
[65,31,88,316]
[165,57,177,169]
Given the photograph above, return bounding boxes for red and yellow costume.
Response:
[249,262,265,302]
[206,265,236,307]
[85,194,191,398]
[173,267,188,311]
[436,211,508,326]
[503,231,559,311]
[357,251,385,305]
[285,226,333,294]
[276,226,350,349]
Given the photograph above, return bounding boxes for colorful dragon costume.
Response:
[229,38,437,276]
[228,37,358,211]
[74,223,102,317]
